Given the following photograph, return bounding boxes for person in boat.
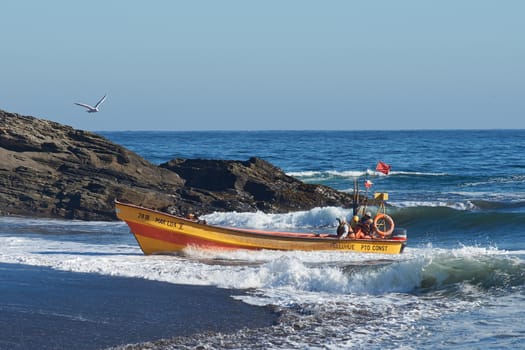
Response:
[336,217,355,240]
[350,215,360,233]
[356,212,373,239]
[186,213,207,225]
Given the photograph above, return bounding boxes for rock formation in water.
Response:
[0,110,354,220]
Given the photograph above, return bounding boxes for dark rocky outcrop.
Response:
[0,110,355,221]
[1,111,184,220]
[160,157,354,215]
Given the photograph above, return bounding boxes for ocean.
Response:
[1,130,524,349]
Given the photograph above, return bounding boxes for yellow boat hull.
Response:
[115,201,407,255]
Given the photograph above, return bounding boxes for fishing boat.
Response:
[115,199,407,255]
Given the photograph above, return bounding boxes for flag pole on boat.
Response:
[362,177,373,215]
[352,178,359,216]
[354,161,391,217]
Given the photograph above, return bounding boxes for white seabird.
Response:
[74,94,107,113]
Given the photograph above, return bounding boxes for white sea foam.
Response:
[389,171,447,176]
[1,220,517,308]
[288,169,447,179]
[449,191,525,202]
[287,170,366,178]
[5,234,515,350]
[0,236,421,310]
[286,170,323,177]
[202,207,353,231]
[2,215,523,350]
[391,200,477,210]
[464,174,525,187]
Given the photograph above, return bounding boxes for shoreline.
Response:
[0,263,279,350]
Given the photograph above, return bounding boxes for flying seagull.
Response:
[74,94,107,113]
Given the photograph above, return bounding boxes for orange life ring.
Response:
[373,214,395,237]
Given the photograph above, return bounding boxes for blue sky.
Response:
[1,1,524,131]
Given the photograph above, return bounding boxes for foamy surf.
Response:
[2,213,524,349]
[1,219,521,309]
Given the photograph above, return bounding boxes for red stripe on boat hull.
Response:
[127,221,257,251]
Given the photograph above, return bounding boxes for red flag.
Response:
[364,179,373,189]
[376,161,391,175]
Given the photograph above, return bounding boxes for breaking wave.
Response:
[288,169,447,181]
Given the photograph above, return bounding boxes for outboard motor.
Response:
[391,228,407,241]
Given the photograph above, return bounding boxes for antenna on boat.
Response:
[352,178,359,216]
[362,178,370,215]
[361,167,376,216]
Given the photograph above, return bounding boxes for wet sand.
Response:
[0,263,278,350]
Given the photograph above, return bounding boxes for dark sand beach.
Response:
[0,263,279,350]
